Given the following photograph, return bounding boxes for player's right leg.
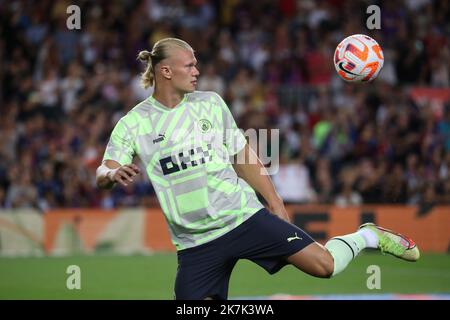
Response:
[174,240,237,300]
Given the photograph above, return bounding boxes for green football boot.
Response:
[359,223,420,262]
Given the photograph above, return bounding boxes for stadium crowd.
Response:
[0,0,449,210]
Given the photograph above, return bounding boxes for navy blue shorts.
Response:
[174,208,315,300]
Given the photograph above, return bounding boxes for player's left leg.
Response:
[357,223,420,261]
[288,223,420,278]
[286,242,334,278]
[288,232,365,278]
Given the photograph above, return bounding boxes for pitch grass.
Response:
[0,252,449,299]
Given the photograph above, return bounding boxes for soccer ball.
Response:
[334,34,384,82]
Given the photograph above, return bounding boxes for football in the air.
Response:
[334,34,384,82]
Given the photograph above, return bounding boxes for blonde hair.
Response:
[137,38,193,89]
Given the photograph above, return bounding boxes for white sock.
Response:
[357,228,379,248]
[325,232,366,277]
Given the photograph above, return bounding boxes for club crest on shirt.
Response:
[198,119,212,133]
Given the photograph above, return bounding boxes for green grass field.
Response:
[0,252,449,299]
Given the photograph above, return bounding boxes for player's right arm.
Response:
[97,114,140,189]
[96,160,141,189]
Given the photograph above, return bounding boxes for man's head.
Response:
[138,38,199,94]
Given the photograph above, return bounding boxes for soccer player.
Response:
[96,38,420,300]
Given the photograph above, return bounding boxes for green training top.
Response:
[103,91,264,250]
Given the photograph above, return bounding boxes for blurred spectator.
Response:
[5,170,38,209]
[0,187,6,208]
[314,158,334,204]
[335,186,363,207]
[335,167,362,207]
[355,158,383,203]
[382,163,408,203]
[272,155,317,203]
[197,63,226,96]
